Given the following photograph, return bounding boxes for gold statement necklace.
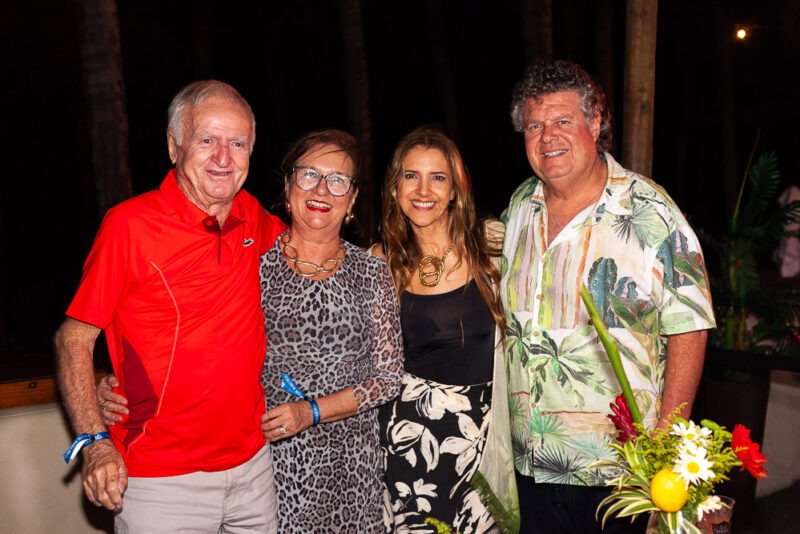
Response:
[281,230,345,278]
[418,243,454,286]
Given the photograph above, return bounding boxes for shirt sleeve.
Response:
[653,218,717,335]
[258,207,286,255]
[351,260,404,412]
[66,207,131,330]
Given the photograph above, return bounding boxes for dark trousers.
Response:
[517,471,648,534]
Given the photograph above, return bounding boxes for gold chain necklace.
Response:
[280,230,345,278]
[418,243,454,286]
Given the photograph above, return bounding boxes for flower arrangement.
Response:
[580,286,768,533]
[594,404,766,533]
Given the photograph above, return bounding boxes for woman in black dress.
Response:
[371,126,519,533]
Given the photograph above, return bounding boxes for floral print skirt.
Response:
[380,373,496,533]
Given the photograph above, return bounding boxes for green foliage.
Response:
[529,408,569,447]
[580,284,643,424]
[701,145,800,356]
[534,443,591,485]
[424,517,460,534]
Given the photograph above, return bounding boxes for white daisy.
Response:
[673,445,716,488]
[671,420,712,448]
[696,495,724,522]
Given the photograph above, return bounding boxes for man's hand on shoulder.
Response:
[81,439,128,511]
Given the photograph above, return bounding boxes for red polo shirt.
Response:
[67,171,285,477]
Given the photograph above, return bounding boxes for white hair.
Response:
[167,80,256,147]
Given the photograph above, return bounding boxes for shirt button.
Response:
[529,367,535,373]
[533,331,540,337]
[536,294,543,300]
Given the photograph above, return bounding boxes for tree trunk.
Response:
[593,0,616,154]
[622,0,657,177]
[521,0,553,62]
[336,0,375,244]
[77,0,132,218]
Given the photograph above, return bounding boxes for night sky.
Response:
[2,0,798,377]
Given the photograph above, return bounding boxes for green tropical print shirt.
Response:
[499,153,715,486]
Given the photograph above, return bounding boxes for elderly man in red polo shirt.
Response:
[55,80,285,533]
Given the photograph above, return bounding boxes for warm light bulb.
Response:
[736,28,747,40]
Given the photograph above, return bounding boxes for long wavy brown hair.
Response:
[380,126,505,332]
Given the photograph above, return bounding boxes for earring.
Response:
[286,202,292,214]
[344,211,353,224]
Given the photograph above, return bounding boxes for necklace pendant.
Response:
[280,230,345,277]
[417,243,454,287]
[419,255,444,286]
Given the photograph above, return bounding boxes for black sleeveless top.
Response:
[400,279,495,385]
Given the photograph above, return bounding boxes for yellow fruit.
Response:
[650,468,689,512]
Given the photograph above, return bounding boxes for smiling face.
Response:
[522,90,601,187]
[286,143,357,238]
[397,146,455,233]
[168,96,253,216]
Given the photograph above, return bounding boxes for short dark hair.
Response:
[510,60,612,153]
[280,129,360,187]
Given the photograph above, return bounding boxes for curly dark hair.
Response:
[509,59,612,153]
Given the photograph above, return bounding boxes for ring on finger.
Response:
[99,400,107,411]
[278,425,287,436]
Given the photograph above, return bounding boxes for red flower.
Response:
[731,424,768,479]
[609,394,637,442]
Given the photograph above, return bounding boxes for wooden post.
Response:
[337,0,375,244]
[622,0,658,177]
[77,0,132,217]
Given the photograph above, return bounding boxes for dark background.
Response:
[2,0,798,379]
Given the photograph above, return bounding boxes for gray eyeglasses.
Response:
[292,166,354,197]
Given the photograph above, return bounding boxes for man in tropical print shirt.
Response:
[500,60,716,533]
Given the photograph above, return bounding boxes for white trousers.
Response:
[115,445,277,534]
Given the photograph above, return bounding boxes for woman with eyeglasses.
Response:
[255,129,403,532]
[371,126,519,533]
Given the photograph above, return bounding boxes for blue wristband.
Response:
[280,373,320,425]
[63,431,111,464]
[307,398,321,425]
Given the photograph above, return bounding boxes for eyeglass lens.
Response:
[294,167,352,196]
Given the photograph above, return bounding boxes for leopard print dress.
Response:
[260,238,404,533]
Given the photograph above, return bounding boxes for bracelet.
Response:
[307,398,321,425]
[280,373,320,425]
[63,431,110,464]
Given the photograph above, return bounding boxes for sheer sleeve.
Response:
[351,259,404,413]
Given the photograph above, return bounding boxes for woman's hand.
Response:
[97,374,128,426]
[260,400,314,442]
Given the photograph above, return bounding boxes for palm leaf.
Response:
[533,444,590,484]
[736,152,779,230]
[529,409,569,446]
